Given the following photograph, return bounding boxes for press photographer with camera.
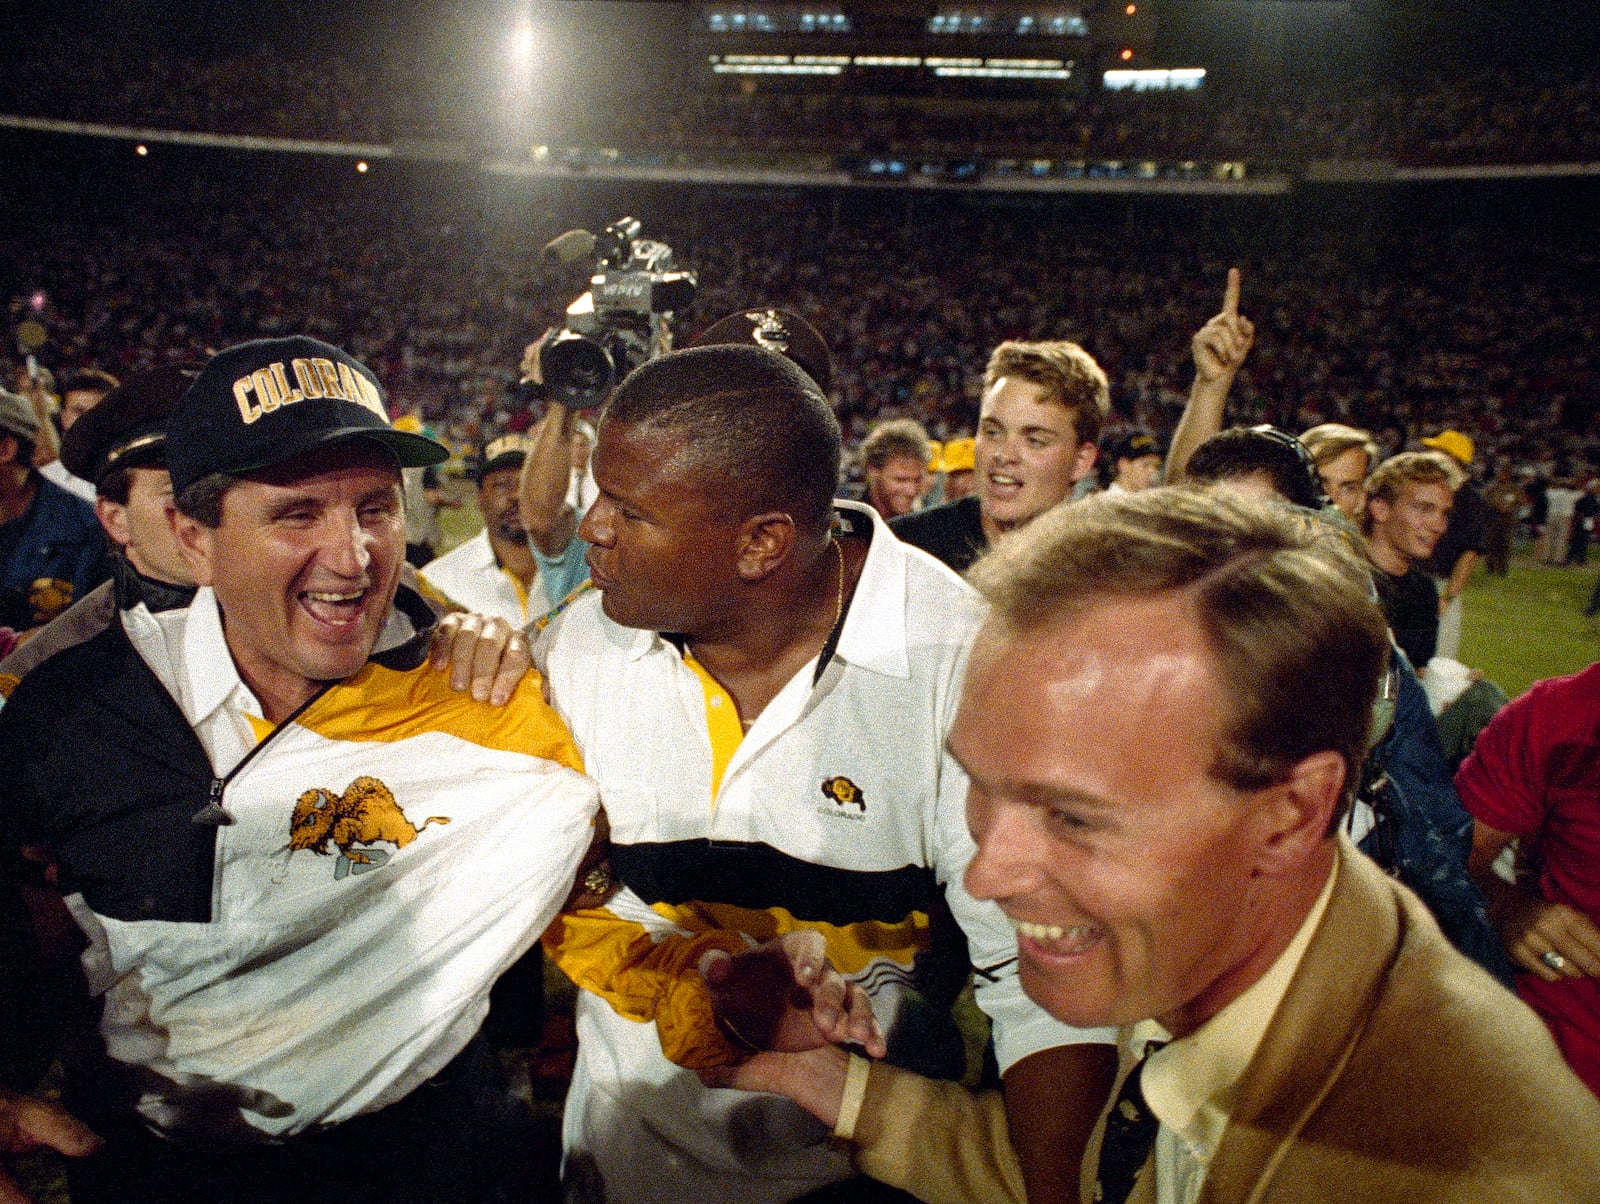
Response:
[517,218,694,609]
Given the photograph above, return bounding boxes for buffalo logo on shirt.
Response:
[820,776,866,813]
[288,775,450,878]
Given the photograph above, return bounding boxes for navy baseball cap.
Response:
[166,336,447,496]
[1105,428,1162,463]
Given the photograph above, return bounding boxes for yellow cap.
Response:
[1421,429,1473,466]
[937,437,975,474]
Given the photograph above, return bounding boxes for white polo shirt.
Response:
[536,500,1109,1204]
[421,528,542,624]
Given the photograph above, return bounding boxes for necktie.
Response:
[1094,1045,1164,1204]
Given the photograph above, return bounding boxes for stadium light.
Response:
[1120,48,1134,60]
[508,14,536,71]
[495,5,540,132]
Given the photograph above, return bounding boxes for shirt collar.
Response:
[1132,855,1341,1161]
[828,500,909,678]
[625,500,912,677]
[466,528,498,568]
[182,586,264,726]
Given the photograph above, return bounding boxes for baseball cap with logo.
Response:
[1105,428,1162,464]
[165,336,447,496]
[0,388,41,444]
[475,433,536,480]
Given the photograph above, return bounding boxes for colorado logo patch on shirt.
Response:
[819,775,867,822]
[288,774,450,878]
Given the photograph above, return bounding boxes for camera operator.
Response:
[515,220,699,613]
[515,331,595,611]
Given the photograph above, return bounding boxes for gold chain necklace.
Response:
[830,535,845,630]
[737,538,844,734]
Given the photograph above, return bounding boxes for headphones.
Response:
[1243,424,1333,512]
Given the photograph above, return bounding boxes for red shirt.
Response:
[1457,662,1600,1097]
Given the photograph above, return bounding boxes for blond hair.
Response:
[982,340,1111,448]
[1301,423,1379,473]
[1362,451,1464,533]
[860,418,931,471]
[969,486,1388,814]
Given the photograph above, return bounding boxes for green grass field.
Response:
[436,475,482,555]
[1461,552,1600,698]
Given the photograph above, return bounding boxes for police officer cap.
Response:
[60,363,202,485]
[691,307,833,395]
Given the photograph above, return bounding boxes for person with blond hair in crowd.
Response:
[1362,451,1464,674]
[1301,422,1380,523]
[892,339,1108,572]
[1416,430,1487,659]
[858,418,933,521]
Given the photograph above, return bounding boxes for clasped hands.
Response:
[695,931,885,1119]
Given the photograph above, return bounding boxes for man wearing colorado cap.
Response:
[0,336,598,1203]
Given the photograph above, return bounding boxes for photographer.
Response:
[515,220,697,615]
[515,332,593,612]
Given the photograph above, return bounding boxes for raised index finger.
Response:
[1223,267,1241,319]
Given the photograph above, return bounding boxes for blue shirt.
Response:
[531,521,592,619]
[0,474,106,631]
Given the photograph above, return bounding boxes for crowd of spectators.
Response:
[3,164,1596,490]
[605,72,1600,168]
[4,37,1600,167]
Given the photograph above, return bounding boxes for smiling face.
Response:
[866,453,926,519]
[975,377,1095,540]
[173,443,404,721]
[957,595,1298,1038]
[1367,479,1453,570]
[577,420,744,636]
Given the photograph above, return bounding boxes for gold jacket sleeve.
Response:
[851,1061,1025,1204]
[543,907,753,1069]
